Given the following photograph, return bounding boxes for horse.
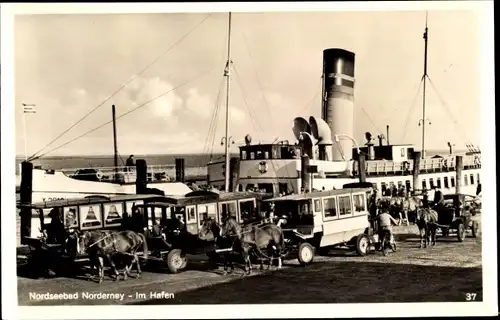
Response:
[220,217,285,275]
[383,196,422,224]
[198,218,226,266]
[416,208,438,248]
[77,230,148,284]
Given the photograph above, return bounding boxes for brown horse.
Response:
[78,230,148,284]
[416,208,438,248]
[198,218,224,265]
[220,217,285,275]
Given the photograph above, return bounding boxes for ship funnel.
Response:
[309,116,333,161]
[321,48,355,161]
[292,117,311,141]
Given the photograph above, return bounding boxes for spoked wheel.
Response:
[356,234,370,256]
[457,223,465,242]
[471,221,479,238]
[297,243,315,266]
[166,249,187,274]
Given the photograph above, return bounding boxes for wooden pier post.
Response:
[455,155,463,194]
[301,154,311,193]
[412,151,421,195]
[136,159,148,194]
[175,158,185,183]
[19,161,33,244]
[455,155,463,217]
[357,153,366,183]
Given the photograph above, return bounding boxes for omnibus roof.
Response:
[133,191,273,207]
[17,194,164,209]
[265,188,372,202]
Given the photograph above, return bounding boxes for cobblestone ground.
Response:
[17,224,482,305]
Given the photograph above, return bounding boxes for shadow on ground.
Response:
[129,260,483,304]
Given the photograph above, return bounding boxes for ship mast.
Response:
[223,12,232,192]
[420,12,429,159]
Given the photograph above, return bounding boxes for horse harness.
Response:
[223,222,283,261]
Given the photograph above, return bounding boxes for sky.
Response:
[13,9,483,157]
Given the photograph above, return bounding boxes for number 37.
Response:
[466,293,477,301]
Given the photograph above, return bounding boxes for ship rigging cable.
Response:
[232,62,295,186]
[203,77,225,163]
[426,76,477,146]
[205,29,232,163]
[242,31,275,128]
[401,78,425,141]
[31,67,216,160]
[28,13,213,162]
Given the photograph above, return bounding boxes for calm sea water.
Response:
[14,153,236,175]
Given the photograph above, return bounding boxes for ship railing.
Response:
[360,154,480,176]
[60,165,208,183]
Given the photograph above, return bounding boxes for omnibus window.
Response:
[314,199,321,212]
[353,194,366,212]
[220,202,237,219]
[464,175,468,186]
[397,181,403,188]
[240,200,256,222]
[422,180,427,190]
[437,178,442,189]
[323,197,337,218]
[444,177,449,189]
[79,204,103,229]
[64,206,79,229]
[470,174,474,185]
[264,151,270,159]
[338,196,352,216]
[241,150,247,160]
[186,206,196,222]
[198,203,217,223]
[477,173,480,184]
[450,177,456,187]
[429,178,435,189]
[172,207,186,221]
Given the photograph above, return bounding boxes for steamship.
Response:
[18,13,481,206]
[206,46,482,198]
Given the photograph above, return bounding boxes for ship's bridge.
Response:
[239,142,302,161]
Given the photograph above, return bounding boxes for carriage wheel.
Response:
[297,243,314,266]
[457,223,465,242]
[355,234,370,256]
[471,221,478,238]
[166,249,187,274]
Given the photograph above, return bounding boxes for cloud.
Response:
[120,76,183,119]
[185,88,213,118]
[14,12,481,156]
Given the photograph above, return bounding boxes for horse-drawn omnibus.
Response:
[18,190,273,278]
[132,190,272,273]
[17,194,165,277]
[265,187,375,265]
